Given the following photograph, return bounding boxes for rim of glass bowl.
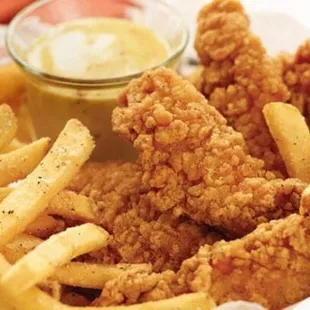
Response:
[6,0,189,88]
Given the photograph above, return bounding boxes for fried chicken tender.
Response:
[112,67,305,236]
[96,214,310,310]
[68,162,219,272]
[194,0,290,173]
[177,214,310,309]
[279,40,310,117]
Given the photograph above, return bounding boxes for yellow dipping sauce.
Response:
[25,18,170,161]
[27,18,169,79]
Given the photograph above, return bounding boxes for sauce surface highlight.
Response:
[27,18,169,79]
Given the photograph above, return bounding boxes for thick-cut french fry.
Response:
[0,254,60,310]
[52,262,152,289]
[0,188,97,222]
[25,214,65,238]
[0,138,50,186]
[0,119,94,247]
[1,224,109,294]
[0,138,27,154]
[1,233,41,264]
[263,102,310,181]
[0,187,11,203]
[0,104,17,151]
[48,191,96,222]
[0,189,96,222]
[0,187,97,223]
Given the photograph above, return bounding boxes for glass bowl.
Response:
[6,0,189,161]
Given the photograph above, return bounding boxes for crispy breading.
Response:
[68,162,220,272]
[194,0,290,174]
[96,214,310,310]
[93,270,176,306]
[279,40,310,116]
[112,67,305,236]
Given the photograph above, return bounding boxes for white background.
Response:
[165,0,310,57]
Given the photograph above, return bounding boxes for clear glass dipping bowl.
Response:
[6,0,189,161]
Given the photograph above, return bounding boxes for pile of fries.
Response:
[0,103,215,309]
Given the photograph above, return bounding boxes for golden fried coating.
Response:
[68,162,219,272]
[174,215,310,310]
[194,0,290,174]
[96,214,310,310]
[68,162,141,231]
[94,269,175,306]
[279,40,310,117]
[112,67,305,236]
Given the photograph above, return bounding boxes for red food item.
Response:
[0,0,36,23]
[0,0,137,24]
[27,0,138,24]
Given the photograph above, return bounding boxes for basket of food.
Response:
[0,0,310,309]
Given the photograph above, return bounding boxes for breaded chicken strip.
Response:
[96,214,310,310]
[279,40,310,117]
[112,67,305,236]
[194,0,290,174]
[68,162,219,272]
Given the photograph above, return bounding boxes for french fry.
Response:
[0,187,11,203]
[0,119,94,247]
[1,236,151,289]
[0,64,25,109]
[0,188,96,222]
[0,104,18,151]
[1,224,109,294]
[47,191,97,222]
[0,254,58,310]
[1,233,41,264]
[263,102,310,182]
[0,138,27,153]
[25,214,65,238]
[0,255,215,310]
[0,138,50,186]
[52,262,152,289]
